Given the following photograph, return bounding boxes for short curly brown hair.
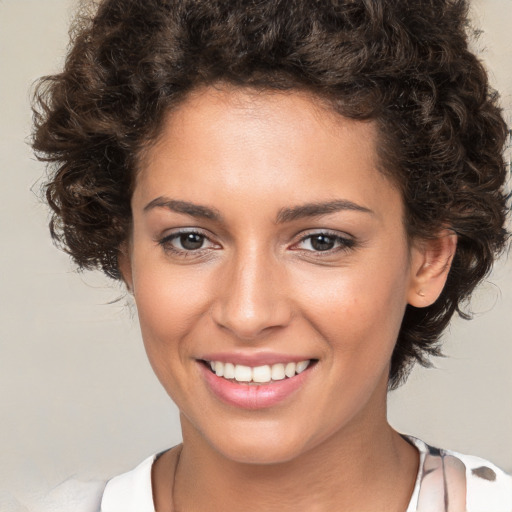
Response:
[32,0,510,388]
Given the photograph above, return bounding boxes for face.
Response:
[121,86,433,464]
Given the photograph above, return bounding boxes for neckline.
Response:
[159,438,425,512]
[102,437,426,512]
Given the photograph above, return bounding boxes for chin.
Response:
[198,419,317,465]
[215,439,306,465]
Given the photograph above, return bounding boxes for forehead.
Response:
[134,86,402,224]
[152,86,377,152]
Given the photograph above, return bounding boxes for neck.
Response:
[165,405,418,512]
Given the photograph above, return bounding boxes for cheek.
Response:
[132,274,203,407]
[133,252,210,331]
[131,263,209,381]
[293,254,410,356]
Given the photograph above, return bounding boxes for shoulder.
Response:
[404,435,512,512]
[444,447,512,512]
[100,446,180,512]
[100,454,157,512]
[35,448,173,512]
[22,453,156,512]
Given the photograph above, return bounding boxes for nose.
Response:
[210,248,293,340]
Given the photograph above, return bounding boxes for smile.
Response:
[199,357,316,409]
[206,360,311,384]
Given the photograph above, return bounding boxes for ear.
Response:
[407,230,457,308]
[117,242,134,293]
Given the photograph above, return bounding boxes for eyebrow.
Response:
[275,200,373,223]
[143,197,373,223]
[144,198,223,221]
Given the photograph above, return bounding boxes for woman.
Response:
[32,0,511,510]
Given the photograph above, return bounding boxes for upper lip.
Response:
[197,352,315,366]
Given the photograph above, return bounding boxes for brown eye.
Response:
[310,234,336,251]
[179,232,205,250]
[294,232,356,254]
[158,230,217,255]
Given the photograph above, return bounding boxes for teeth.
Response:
[214,361,224,377]
[234,364,252,382]
[252,365,271,383]
[223,362,235,379]
[284,362,296,378]
[296,360,309,374]
[271,363,286,381]
[207,360,311,383]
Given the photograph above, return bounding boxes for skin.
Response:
[119,86,456,511]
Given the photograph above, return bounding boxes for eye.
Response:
[294,232,355,253]
[158,230,218,255]
[175,232,206,250]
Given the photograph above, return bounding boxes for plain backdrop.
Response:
[1,0,511,508]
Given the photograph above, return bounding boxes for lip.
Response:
[198,359,315,410]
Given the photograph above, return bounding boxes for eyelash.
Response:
[294,231,356,255]
[158,230,218,257]
[158,229,356,257]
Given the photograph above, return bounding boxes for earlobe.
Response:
[117,243,134,293]
[407,230,457,308]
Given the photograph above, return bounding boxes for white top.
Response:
[100,436,512,512]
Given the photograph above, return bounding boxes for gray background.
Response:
[1,0,511,508]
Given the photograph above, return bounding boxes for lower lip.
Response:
[199,363,312,410]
